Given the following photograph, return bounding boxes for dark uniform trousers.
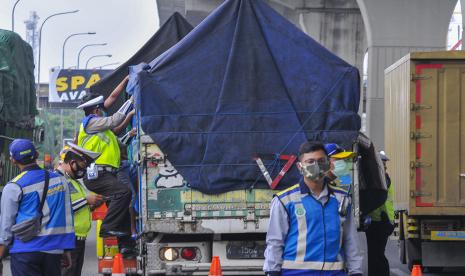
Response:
[366,220,394,276]
[84,171,132,236]
[61,239,86,276]
[11,252,62,276]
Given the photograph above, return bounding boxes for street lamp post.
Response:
[85,54,112,69]
[37,10,79,93]
[62,32,96,68]
[60,32,95,149]
[11,0,21,31]
[77,43,107,69]
[92,62,120,69]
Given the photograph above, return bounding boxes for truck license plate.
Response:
[431,231,465,241]
[226,241,265,259]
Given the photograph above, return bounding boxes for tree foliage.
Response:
[36,109,82,160]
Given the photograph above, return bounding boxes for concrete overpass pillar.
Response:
[357,0,456,149]
[461,0,465,40]
[157,0,366,73]
[297,1,366,74]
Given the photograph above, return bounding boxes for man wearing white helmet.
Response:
[56,143,103,276]
[76,78,135,255]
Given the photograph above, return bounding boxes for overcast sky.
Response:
[1,0,159,82]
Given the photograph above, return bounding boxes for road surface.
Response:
[3,225,465,275]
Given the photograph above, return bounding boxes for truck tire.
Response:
[406,239,422,271]
[398,239,406,264]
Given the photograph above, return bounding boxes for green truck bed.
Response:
[0,29,36,187]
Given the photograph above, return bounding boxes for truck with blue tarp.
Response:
[125,0,372,275]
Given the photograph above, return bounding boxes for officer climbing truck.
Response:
[0,29,37,189]
[385,51,465,272]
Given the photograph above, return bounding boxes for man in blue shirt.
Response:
[0,139,75,276]
[263,141,362,276]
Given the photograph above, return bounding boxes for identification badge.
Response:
[87,163,98,180]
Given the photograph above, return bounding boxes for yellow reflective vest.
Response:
[369,178,395,222]
[77,120,120,168]
[69,178,92,237]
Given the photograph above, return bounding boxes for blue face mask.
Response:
[333,160,350,177]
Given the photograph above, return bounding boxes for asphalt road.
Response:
[2,226,465,275]
[359,233,465,276]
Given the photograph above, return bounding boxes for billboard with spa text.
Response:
[49,68,111,108]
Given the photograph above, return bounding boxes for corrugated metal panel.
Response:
[371,46,443,100]
[367,46,443,147]
[385,51,465,216]
[385,55,410,211]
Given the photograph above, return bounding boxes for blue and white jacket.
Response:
[7,166,75,253]
[263,181,363,276]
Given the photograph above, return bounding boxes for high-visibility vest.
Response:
[68,178,91,237]
[9,168,75,253]
[276,183,348,273]
[77,115,120,168]
[368,176,395,222]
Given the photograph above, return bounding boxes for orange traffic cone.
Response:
[208,256,222,276]
[411,264,422,276]
[112,253,125,276]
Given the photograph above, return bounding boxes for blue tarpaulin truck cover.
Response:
[129,0,361,194]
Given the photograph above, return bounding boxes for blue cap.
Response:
[324,143,343,156]
[324,143,355,159]
[9,139,37,162]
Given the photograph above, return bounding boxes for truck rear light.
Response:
[181,247,197,260]
[160,247,179,261]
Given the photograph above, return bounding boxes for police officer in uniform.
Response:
[0,139,75,276]
[264,141,362,276]
[365,151,394,276]
[56,143,103,276]
[77,92,135,254]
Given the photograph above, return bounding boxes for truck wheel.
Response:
[398,240,406,264]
